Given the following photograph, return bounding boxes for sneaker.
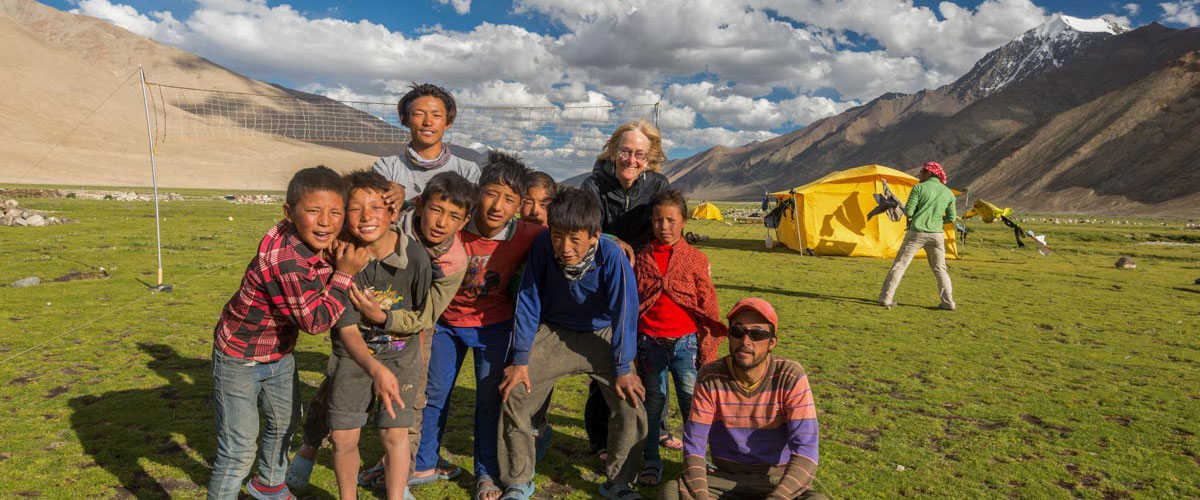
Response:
[246,477,295,500]
[285,455,314,491]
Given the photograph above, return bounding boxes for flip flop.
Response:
[409,459,463,486]
[659,433,684,451]
[599,482,645,500]
[498,481,535,500]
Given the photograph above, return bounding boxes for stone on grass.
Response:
[11,277,41,287]
[24,214,45,227]
[3,199,16,210]
[1115,257,1136,269]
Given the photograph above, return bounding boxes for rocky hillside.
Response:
[663,16,1200,216]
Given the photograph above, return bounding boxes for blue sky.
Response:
[45,0,1200,176]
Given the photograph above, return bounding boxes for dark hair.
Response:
[547,187,601,235]
[398,83,457,127]
[651,189,689,219]
[478,150,530,197]
[342,169,391,197]
[525,171,557,196]
[420,171,478,216]
[286,165,346,207]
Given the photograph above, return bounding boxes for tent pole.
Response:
[793,193,803,254]
[139,65,170,292]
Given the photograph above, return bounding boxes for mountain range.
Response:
[660,16,1200,216]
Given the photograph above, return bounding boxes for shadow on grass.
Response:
[720,283,880,306]
[68,343,336,500]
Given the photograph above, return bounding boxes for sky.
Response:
[42,0,1200,177]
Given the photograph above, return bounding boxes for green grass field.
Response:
[1,194,1197,500]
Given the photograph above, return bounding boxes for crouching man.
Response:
[662,298,827,500]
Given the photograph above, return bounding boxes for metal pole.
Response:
[139,65,169,291]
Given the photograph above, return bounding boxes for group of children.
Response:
[208,83,730,500]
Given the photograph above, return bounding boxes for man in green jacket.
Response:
[879,161,957,310]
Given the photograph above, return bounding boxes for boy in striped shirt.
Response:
[662,298,827,500]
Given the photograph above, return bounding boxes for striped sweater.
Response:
[682,355,819,500]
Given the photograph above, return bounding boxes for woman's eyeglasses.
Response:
[728,325,774,341]
[617,148,647,162]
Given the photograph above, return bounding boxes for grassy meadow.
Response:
[0,192,1197,500]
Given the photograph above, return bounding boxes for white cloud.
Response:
[72,0,186,45]
[1123,3,1141,16]
[1161,1,1200,26]
[70,0,1083,174]
[435,0,472,15]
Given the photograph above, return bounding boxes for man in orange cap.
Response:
[662,298,826,500]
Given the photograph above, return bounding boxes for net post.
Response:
[139,65,171,292]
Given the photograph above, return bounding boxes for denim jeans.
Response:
[416,320,512,480]
[638,333,698,464]
[207,349,300,500]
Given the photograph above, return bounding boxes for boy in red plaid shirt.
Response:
[208,166,369,500]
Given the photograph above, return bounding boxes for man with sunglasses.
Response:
[662,298,826,500]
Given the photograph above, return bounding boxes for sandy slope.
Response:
[0,0,380,190]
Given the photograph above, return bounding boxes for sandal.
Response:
[475,476,503,500]
[285,455,314,491]
[599,481,645,500]
[409,459,463,485]
[637,461,662,487]
[357,463,385,487]
[498,481,535,500]
[659,433,684,451]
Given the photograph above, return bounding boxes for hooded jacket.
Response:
[580,159,672,249]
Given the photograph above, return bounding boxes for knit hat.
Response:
[725,297,779,331]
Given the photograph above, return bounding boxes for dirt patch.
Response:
[0,188,59,198]
[44,386,69,398]
[1104,416,1132,427]
[8,375,36,386]
[52,270,110,282]
[1021,414,1072,435]
[1172,427,1195,436]
[11,491,41,498]
[159,478,200,492]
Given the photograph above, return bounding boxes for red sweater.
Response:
[634,239,727,365]
[639,241,699,338]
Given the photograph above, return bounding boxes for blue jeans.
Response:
[416,320,511,480]
[207,349,300,500]
[638,333,698,464]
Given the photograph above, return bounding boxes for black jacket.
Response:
[580,159,672,249]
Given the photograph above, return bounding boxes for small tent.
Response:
[769,165,960,259]
[691,202,724,221]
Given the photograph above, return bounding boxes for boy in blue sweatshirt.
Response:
[496,188,648,500]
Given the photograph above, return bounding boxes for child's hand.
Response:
[612,236,635,262]
[499,365,532,402]
[614,372,645,408]
[369,364,404,419]
[349,285,387,325]
[333,239,369,275]
[381,182,406,221]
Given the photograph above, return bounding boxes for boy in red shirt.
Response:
[633,189,726,487]
[415,151,543,500]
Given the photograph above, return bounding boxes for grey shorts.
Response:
[326,340,421,430]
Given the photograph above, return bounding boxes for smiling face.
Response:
[344,187,392,245]
[405,95,451,152]
[651,203,686,246]
[520,186,553,227]
[284,189,345,252]
[477,181,522,236]
[611,129,650,189]
[727,310,776,371]
[550,227,598,266]
[416,193,470,245]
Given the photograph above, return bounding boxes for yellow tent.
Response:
[769,165,959,259]
[691,202,724,221]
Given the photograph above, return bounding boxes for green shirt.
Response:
[904,177,956,233]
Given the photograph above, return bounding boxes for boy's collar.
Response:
[466,217,518,241]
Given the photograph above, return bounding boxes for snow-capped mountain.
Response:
[951,15,1129,98]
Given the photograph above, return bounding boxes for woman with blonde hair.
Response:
[581,119,671,253]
